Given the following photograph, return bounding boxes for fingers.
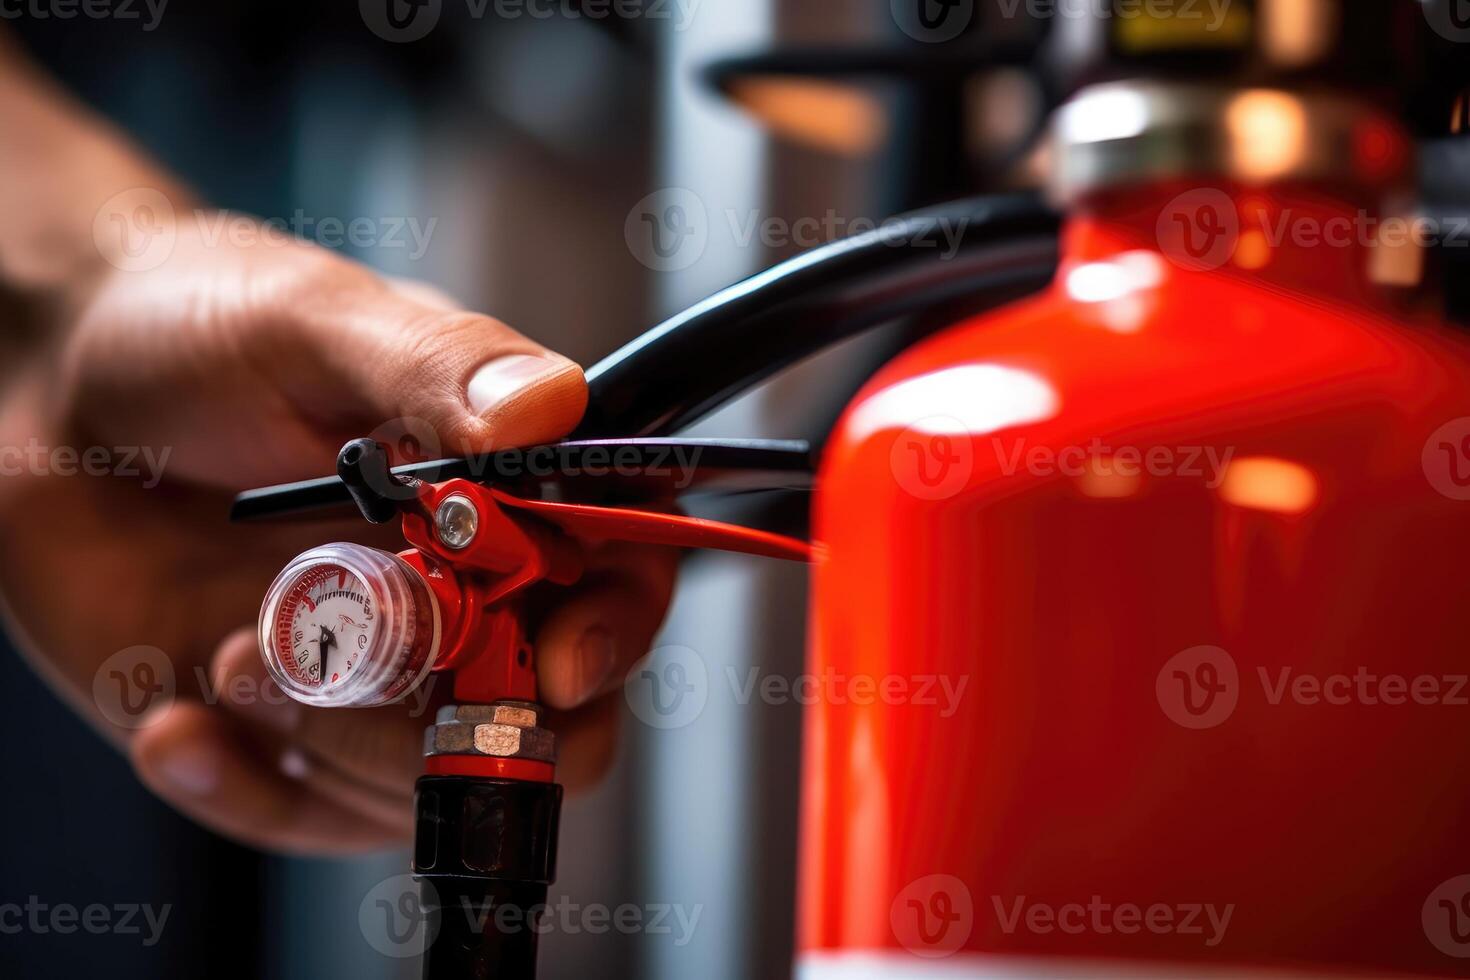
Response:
[130,629,427,853]
[196,534,676,848]
[130,701,407,855]
[544,694,621,794]
[210,628,433,799]
[277,262,588,456]
[534,544,679,711]
[278,746,415,836]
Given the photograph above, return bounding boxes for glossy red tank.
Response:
[799,179,1470,977]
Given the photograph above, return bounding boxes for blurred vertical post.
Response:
[637,4,771,980]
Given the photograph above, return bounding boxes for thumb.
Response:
[282,264,588,456]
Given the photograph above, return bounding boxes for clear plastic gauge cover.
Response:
[258,543,441,707]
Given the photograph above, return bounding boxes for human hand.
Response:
[0,212,675,854]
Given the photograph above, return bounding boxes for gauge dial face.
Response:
[270,563,376,691]
[260,543,440,707]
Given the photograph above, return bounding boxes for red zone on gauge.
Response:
[259,543,441,707]
[270,562,376,689]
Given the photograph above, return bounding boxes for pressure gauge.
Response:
[259,543,440,707]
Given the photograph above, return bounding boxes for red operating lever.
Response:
[394,477,811,706]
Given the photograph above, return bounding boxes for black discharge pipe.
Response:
[574,193,1060,439]
[414,776,563,980]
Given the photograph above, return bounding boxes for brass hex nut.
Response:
[424,701,555,764]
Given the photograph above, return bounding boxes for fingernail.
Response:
[467,354,573,416]
[572,627,617,706]
[159,742,221,796]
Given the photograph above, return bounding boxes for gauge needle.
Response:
[316,625,338,685]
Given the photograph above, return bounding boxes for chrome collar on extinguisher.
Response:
[1047,80,1413,205]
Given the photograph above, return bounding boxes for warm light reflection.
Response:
[1233,229,1271,270]
[727,78,886,156]
[845,365,1060,444]
[1219,456,1319,514]
[1077,458,1144,499]
[1261,0,1334,67]
[1227,90,1308,181]
[1369,217,1426,288]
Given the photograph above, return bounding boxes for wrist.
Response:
[0,32,195,343]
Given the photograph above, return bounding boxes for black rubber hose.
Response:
[574,193,1060,440]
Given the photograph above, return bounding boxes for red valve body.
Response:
[393,478,810,782]
[800,182,1470,976]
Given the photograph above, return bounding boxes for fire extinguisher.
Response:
[233,192,1060,980]
[233,2,1470,976]
[798,4,1470,979]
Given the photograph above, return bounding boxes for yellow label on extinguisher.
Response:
[1112,0,1253,53]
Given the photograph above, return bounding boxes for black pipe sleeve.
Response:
[414,776,563,980]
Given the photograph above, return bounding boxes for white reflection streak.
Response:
[847,365,1060,442]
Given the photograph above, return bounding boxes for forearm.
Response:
[0,30,193,361]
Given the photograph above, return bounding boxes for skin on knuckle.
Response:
[413,312,535,380]
[257,244,361,312]
[244,249,382,366]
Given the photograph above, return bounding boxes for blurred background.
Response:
[0,1,1051,977]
